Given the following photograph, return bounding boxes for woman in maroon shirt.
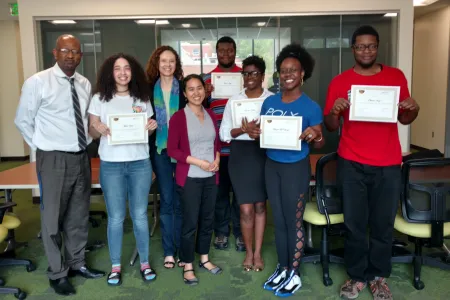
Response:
[167,74,222,285]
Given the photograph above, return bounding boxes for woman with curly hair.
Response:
[146,46,185,269]
[88,53,158,285]
[260,44,325,297]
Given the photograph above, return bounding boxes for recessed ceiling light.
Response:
[257,22,266,27]
[414,0,439,6]
[135,20,155,24]
[155,20,170,25]
[384,13,398,17]
[50,20,76,24]
[182,23,191,28]
[79,31,101,36]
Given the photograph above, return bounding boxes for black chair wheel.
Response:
[14,291,27,300]
[26,263,36,272]
[323,277,333,286]
[413,280,424,290]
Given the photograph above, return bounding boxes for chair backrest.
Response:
[315,152,342,216]
[401,157,450,245]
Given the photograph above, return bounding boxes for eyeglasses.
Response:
[279,68,299,75]
[58,48,81,55]
[353,44,378,52]
[241,71,262,78]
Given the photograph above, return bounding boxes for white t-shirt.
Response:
[88,93,154,162]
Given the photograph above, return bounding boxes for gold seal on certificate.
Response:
[260,115,303,151]
[107,113,148,145]
[211,72,243,98]
[231,98,264,128]
[349,85,400,123]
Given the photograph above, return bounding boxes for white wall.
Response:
[0,0,17,21]
[0,20,26,158]
[12,0,414,156]
[411,6,450,152]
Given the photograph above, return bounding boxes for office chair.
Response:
[392,157,450,290]
[303,152,345,286]
[0,202,36,299]
[86,139,107,228]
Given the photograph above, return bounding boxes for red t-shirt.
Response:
[324,65,410,166]
[203,65,243,156]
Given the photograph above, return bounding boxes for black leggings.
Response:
[265,157,310,273]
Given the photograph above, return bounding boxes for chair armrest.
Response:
[0,202,17,223]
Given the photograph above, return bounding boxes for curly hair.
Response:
[276,43,315,81]
[94,53,150,102]
[242,55,266,73]
[146,46,183,88]
[352,25,379,45]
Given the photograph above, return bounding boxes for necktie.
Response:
[67,77,87,150]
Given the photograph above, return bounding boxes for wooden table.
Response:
[0,158,156,254]
[0,154,323,253]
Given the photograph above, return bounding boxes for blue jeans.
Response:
[100,159,152,265]
[152,149,182,257]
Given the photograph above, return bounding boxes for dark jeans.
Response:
[214,156,241,238]
[338,156,401,282]
[152,149,182,257]
[178,176,217,263]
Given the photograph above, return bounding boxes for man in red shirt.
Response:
[324,26,419,300]
[203,36,244,252]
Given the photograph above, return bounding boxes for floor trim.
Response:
[0,155,30,162]
[410,144,430,152]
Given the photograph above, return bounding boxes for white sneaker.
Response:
[263,265,287,291]
[274,270,302,297]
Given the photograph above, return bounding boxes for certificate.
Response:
[211,72,243,98]
[231,98,264,128]
[260,115,303,151]
[349,85,400,123]
[107,113,148,145]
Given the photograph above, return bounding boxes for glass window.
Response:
[38,14,398,153]
[38,20,97,84]
[280,16,342,154]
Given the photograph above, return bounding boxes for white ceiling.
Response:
[414,0,450,18]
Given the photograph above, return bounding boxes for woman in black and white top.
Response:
[220,56,273,272]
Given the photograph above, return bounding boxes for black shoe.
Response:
[69,265,105,279]
[235,236,246,252]
[214,235,228,250]
[49,277,76,296]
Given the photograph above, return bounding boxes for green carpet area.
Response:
[1,161,450,299]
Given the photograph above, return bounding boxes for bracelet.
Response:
[314,134,323,142]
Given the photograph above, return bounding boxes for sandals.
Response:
[183,269,198,286]
[141,268,157,282]
[199,260,222,275]
[243,264,253,272]
[177,259,186,268]
[243,257,254,272]
[254,258,264,272]
[164,261,176,269]
[107,272,122,286]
